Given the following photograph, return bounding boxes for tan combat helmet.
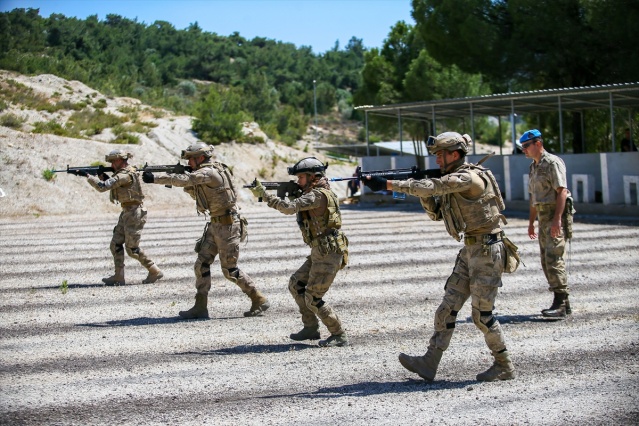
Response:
[426,132,472,155]
[181,142,214,159]
[105,148,133,162]
[287,157,328,176]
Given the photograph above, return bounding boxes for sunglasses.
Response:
[521,140,538,149]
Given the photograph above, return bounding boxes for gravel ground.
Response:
[1,202,638,425]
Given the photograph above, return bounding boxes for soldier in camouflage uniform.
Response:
[249,158,349,347]
[364,132,515,382]
[142,142,269,319]
[85,149,163,286]
[518,129,574,318]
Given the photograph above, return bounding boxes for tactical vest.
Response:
[193,161,237,216]
[296,188,342,245]
[110,166,144,205]
[441,163,506,241]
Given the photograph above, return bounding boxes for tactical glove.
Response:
[99,173,110,181]
[363,176,387,192]
[249,180,266,198]
[75,170,88,177]
[142,171,155,183]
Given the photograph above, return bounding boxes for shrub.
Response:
[0,113,25,129]
[177,80,196,96]
[95,98,108,109]
[32,120,69,136]
[42,168,56,181]
[112,132,140,144]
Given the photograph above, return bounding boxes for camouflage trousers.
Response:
[193,220,257,297]
[110,204,154,270]
[537,209,569,294]
[429,241,508,354]
[288,247,344,335]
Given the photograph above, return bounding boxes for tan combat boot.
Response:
[398,347,443,381]
[319,332,349,347]
[476,350,515,381]
[290,326,321,341]
[243,290,270,317]
[178,294,209,319]
[142,264,164,284]
[102,267,125,286]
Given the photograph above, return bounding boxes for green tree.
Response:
[192,85,249,144]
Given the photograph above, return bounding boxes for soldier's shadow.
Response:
[41,282,106,290]
[261,379,477,399]
[497,314,564,324]
[77,316,184,327]
[177,343,318,356]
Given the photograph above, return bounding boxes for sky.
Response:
[0,0,415,54]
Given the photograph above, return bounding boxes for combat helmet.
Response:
[181,142,214,159]
[426,132,471,155]
[287,157,328,176]
[105,148,133,162]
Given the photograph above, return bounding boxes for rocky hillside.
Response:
[0,71,355,217]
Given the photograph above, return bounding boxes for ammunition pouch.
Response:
[195,223,209,253]
[502,236,522,273]
[311,231,349,266]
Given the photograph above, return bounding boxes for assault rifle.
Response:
[330,165,442,199]
[141,162,192,174]
[244,178,302,202]
[53,165,114,178]
[141,162,192,188]
[330,165,442,184]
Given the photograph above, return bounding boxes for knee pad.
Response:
[434,302,458,332]
[223,267,239,280]
[126,246,140,257]
[472,308,496,333]
[311,296,324,309]
[197,261,210,278]
[111,242,124,254]
[288,276,307,296]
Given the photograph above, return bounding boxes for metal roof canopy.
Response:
[357,82,639,154]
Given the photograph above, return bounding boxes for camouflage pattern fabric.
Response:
[109,205,154,269]
[537,209,569,294]
[193,221,258,297]
[430,242,507,353]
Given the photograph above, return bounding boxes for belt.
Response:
[535,203,555,213]
[121,202,142,209]
[464,231,503,246]
[310,229,340,247]
[210,211,237,225]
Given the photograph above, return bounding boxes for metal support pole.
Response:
[432,106,436,135]
[470,102,476,155]
[510,100,516,155]
[365,110,370,156]
[498,116,503,154]
[580,111,586,153]
[558,96,564,153]
[398,109,403,156]
[609,92,615,152]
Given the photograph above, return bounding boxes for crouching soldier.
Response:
[249,157,349,347]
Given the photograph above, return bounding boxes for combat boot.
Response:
[319,332,349,347]
[243,290,270,317]
[290,326,320,341]
[476,350,515,381]
[398,347,443,381]
[178,294,209,319]
[102,267,125,286]
[542,293,568,318]
[142,264,164,284]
